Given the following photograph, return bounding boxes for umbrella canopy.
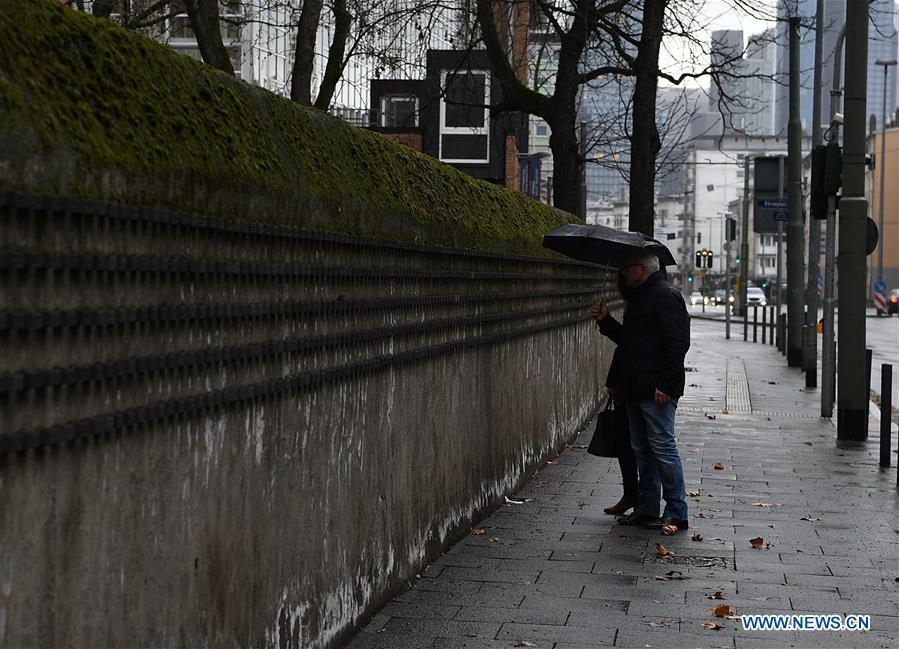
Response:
[542,223,677,268]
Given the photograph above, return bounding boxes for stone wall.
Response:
[0,192,616,648]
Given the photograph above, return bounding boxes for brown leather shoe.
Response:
[603,496,637,515]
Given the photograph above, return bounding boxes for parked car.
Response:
[746,286,767,306]
[888,288,899,315]
[690,291,704,306]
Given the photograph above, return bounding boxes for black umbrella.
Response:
[542,223,677,268]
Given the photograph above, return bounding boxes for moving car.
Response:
[746,286,767,306]
[690,291,704,306]
[889,288,899,315]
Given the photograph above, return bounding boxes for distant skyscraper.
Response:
[775,0,899,136]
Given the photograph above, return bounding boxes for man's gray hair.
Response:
[635,252,660,274]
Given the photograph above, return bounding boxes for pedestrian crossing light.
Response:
[695,251,702,268]
[706,251,714,268]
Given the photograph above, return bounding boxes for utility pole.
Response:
[822,23,846,419]
[804,0,824,386]
[837,0,869,440]
[875,58,897,312]
[740,156,750,317]
[787,16,805,367]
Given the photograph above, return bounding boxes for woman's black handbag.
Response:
[587,399,629,458]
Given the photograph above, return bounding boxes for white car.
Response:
[746,287,767,306]
[690,291,704,306]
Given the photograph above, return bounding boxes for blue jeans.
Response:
[625,399,688,521]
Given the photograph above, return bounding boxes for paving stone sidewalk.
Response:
[346,319,899,649]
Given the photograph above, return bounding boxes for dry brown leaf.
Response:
[653,575,668,581]
[710,604,733,618]
[472,528,486,535]
[702,621,724,630]
[749,536,765,549]
[696,512,708,518]
[706,591,725,600]
[546,460,559,465]
[706,414,717,421]
[768,380,778,384]
[655,542,670,556]
[514,642,538,648]
[713,463,725,470]
[665,570,688,580]
[540,480,550,486]
[691,533,703,542]
[752,502,782,507]
[488,536,499,543]
[687,490,700,497]
[708,396,716,401]
[690,448,702,454]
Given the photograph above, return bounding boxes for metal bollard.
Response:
[866,349,873,432]
[743,305,748,341]
[752,305,758,343]
[881,363,892,469]
[762,305,767,344]
[770,307,776,346]
[779,314,787,355]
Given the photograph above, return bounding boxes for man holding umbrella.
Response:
[590,252,691,535]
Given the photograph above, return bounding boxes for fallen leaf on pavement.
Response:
[690,448,702,454]
[706,591,725,600]
[696,512,708,518]
[540,480,550,486]
[768,380,778,385]
[488,536,499,543]
[655,543,670,556]
[514,642,538,648]
[472,528,486,535]
[713,463,725,470]
[691,533,703,541]
[708,397,716,401]
[710,604,733,617]
[546,460,558,465]
[505,496,526,505]
[665,570,688,580]
[689,383,701,387]
[752,502,782,507]
[687,490,700,497]
[800,515,821,522]
[653,575,669,581]
[706,414,717,420]
[702,621,725,630]
[722,408,731,415]
[749,536,765,549]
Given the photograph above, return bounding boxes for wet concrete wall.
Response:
[0,193,615,648]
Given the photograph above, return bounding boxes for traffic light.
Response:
[688,275,694,283]
[726,217,737,242]
[810,143,843,220]
[761,280,768,289]
[695,251,702,268]
[706,251,714,268]
[697,232,702,244]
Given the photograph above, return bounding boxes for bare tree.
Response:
[181,0,235,73]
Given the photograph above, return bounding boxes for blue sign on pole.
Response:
[874,280,887,293]
[757,198,789,209]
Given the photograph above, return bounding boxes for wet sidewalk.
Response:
[346,319,899,649]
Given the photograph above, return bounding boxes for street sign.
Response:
[874,280,887,293]
[774,210,789,222]
[757,198,789,209]
[753,156,789,233]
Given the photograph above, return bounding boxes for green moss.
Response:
[0,0,577,256]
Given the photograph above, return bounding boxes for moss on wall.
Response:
[0,0,577,256]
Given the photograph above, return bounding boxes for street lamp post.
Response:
[875,58,896,314]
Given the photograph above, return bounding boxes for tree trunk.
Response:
[290,0,324,105]
[548,115,581,216]
[182,0,234,75]
[313,0,351,110]
[628,0,668,236]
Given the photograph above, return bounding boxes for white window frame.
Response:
[439,69,490,164]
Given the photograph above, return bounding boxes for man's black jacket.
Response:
[599,271,691,399]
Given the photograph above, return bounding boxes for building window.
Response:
[439,70,489,163]
[535,123,548,136]
[380,95,419,128]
